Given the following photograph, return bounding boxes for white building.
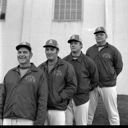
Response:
[0,0,128,94]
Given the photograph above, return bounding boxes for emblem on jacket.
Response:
[54,70,62,77]
[24,75,36,83]
[102,53,111,59]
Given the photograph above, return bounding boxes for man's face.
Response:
[95,32,107,45]
[70,41,82,53]
[17,47,32,65]
[45,47,58,61]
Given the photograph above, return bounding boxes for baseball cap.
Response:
[43,39,59,49]
[16,42,32,51]
[68,34,82,43]
[94,26,106,34]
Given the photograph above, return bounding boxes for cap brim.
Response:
[16,45,31,51]
[94,31,106,34]
[43,45,59,49]
[68,39,81,43]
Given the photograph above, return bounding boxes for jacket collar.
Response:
[43,57,64,69]
[68,51,84,63]
[13,63,38,72]
[95,42,109,48]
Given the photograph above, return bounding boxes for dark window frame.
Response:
[0,0,7,20]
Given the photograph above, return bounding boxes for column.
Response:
[21,0,33,41]
[105,0,113,43]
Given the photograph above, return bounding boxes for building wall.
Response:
[21,0,105,65]
[0,0,128,94]
[0,0,25,80]
[113,0,128,94]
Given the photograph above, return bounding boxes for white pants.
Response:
[3,118,33,125]
[65,99,89,125]
[88,86,120,125]
[45,110,65,125]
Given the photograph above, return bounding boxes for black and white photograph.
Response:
[0,0,128,125]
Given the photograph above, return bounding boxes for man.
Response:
[63,35,99,125]
[0,42,48,125]
[86,26,123,125]
[38,39,77,125]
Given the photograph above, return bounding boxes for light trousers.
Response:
[88,86,120,125]
[65,99,89,125]
[45,110,65,125]
[3,118,33,125]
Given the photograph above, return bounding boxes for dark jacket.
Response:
[86,43,123,87]
[0,63,48,125]
[63,52,99,106]
[38,57,77,110]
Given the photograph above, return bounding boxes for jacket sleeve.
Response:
[0,79,6,119]
[0,84,3,119]
[59,63,77,100]
[34,72,48,125]
[87,57,99,91]
[113,48,123,76]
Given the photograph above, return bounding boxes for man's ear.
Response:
[56,49,59,54]
[30,52,33,58]
[81,43,83,49]
[105,33,108,38]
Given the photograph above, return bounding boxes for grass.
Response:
[93,94,128,125]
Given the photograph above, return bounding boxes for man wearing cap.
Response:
[86,26,123,125]
[38,39,77,125]
[0,42,48,125]
[63,35,99,125]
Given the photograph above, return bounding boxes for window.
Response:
[0,0,7,20]
[54,0,82,22]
